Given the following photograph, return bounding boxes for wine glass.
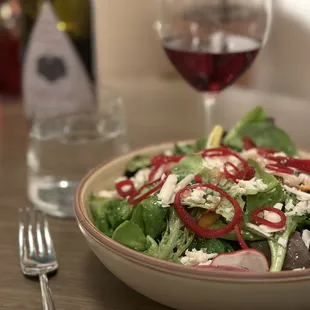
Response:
[154,0,273,134]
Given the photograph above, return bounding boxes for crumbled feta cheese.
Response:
[241,149,269,166]
[300,173,310,186]
[285,200,310,216]
[203,155,239,171]
[215,198,234,221]
[264,209,282,224]
[283,185,310,201]
[277,236,288,248]
[130,168,151,189]
[302,229,310,249]
[245,223,272,238]
[122,185,131,192]
[284,199,295,212]
[153,165,165,181]
[97,190,118,198]
[158,174,178,205]
[174,174,195,193]
[164,149,173,156]
[273,203,283,210]
[259,224,285,234]
[183,188,206,205]
[230,178,267,195]
[273,152,289,157]
[180,249,218,266]
[206,195,221,204]
[268,172,310,187]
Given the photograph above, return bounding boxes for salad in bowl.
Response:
[88,106,310,273]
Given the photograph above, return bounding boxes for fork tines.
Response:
[19,208,57,265]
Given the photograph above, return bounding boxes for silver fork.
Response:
[19,208,58,310]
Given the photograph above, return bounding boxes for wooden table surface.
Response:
[0,81,309,310]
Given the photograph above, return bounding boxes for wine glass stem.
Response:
[203,93,217,135]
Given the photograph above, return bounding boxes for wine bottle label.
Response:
[23,1,96,121]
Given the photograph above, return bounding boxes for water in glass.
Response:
[27,110,129,218]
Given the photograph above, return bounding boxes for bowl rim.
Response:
[75,141,310,282]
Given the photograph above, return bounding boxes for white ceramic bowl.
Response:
[75,142,310,310]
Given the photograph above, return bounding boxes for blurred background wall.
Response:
[94,0,310,101]
[247,0,310,101]
[0,0,310,102]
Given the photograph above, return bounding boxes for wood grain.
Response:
[0,98,173,310]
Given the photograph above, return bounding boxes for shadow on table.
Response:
[84,251,172,309]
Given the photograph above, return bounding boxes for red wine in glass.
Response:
[164,34,261,92]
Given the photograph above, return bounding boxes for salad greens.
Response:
[89,106,310,272]
[223,106,296,155]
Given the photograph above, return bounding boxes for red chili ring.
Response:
[149,164,163,182]
[265,164,294,175]
[150,154,184,166]
[257,148,277,158]
[223,162,240,182]
[195,174,202,183]
[128,176,167,205]
[243,137,257,150]
[234,224,248,249]
[115,179,136,198]
[174,183,243,238]
[252,207,286,229]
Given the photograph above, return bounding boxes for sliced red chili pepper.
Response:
[234,224,248,249]
[195,174,202,183]
[265,163,294,175]
[202,147,252,182]
[150,154,184,166]
[279,158,310,175]
[257,148,277,158]
[128,177,167,205]
[223,162,239,182]
[252,207,286,229]
[115,180,136,198]
[264,155,310,175]
[204,147,247,168]
[241,166,256,180]
[201,147,232,158]
[148,164,163,182]
[243,137,257,150]
[174,183,243,238]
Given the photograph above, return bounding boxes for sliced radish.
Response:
[210,249,269,272]
[195,265,249,272]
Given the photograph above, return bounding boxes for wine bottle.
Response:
[21,0,96,121]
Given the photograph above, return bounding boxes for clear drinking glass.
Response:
[154,0,273,134]
[27,88,129,218]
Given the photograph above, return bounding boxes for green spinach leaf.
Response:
[88,194,110,221]
[90,197,132,237]
[209,220,266,241]
[246,184,285,215]
[238,121,296,156]
[248,159,279,192]
[143,236,159,257]
[223,106,267,150]
[195,136,208,151]
[173,143,196,155]
[189,237,234,253]
[112,221,147,251]
[171,154,204,179]
[125,155,151,173]
[131,197,168,240]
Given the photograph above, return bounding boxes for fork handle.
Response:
[39,274,56,310]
